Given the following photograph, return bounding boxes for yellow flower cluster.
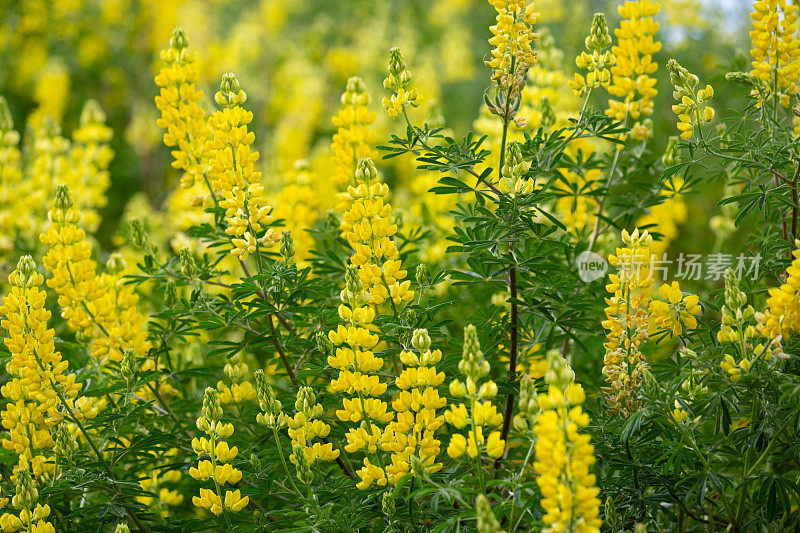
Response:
[287,387,339,466]
[750,0,800,106]
[383,329,446,484]
[0,257,81,480]
[327,266,391,489]
[569,13,615,97]
[487,0,539,94]
[382,48,421,118]
[602,229,654,417]
[534,352,601,533]
[65,100,113,233]
[341,158,414,306]
[607,1,661,133]
[758,245,800,340]
[0,465,54,533]
[190,388,249,516]
[40,186,151,368]
[445,325,505,461]
[217,353,256,405]
[208,73,278,262]
[154,28,209,189]
[667,59,714,140]
[649,281,701,336]
[332,77,378,186]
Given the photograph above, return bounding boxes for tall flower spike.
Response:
[382,328,446,485]
[207,72,278,261]
[1,256,82,480]
[445,325,505,461]
[328,265,391,490]
[487,0,539,103]
[534,351,602,533]
[667,59,714,140]
[41,186,152,373]
[382,48,421,118]
[601,228,654,417]
[340,158,414,306]
[606,1,662,137]
[569,13,616,97]
[287,386,340,467]
[154,28,210,188]
[190,388,249,516]
[750,0,800,107]
[0,465,54,533]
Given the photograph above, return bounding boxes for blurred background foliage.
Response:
[0,0,749,254]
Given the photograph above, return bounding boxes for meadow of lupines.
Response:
[0,0,799,531]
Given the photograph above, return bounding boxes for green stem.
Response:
[470,398,486,494]
[508,437,535,532]
[272,426,302,495]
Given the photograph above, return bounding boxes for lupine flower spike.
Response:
[382,48,420,118]
[445,325,505,461]
[569,13,615,97]
[533,351,602,533]
[667,59,714,140]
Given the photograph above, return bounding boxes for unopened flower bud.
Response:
[280,230,295,263]
[106,252,126,274]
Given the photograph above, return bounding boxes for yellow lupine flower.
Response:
[533,352,601,533]
[382,329,446,485]
[649,281,701,336]
[569,13,615,97]
[607,0,662,136]
[216,353,256,405]
[328,266,390,488]
[758,244,800,339]
[667,59,714,140]
[486,0,539,92]
[154,28,210,189]
[445,325,505,461]
[40,186,151,369]
[382,48,421,118]
[287,387,339,466]
[208,73,278,261]
[191,388,248,516]
[0,257,82,484]
[601,229,654,417]
[340,158,413,306]
[750,0,800,107]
